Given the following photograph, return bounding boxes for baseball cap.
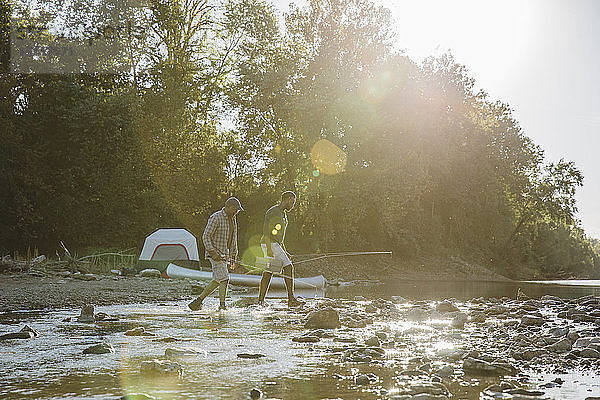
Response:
[225,196,244,211]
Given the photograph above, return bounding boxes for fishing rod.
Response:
[292,251,392,265]
[225,250,392,291]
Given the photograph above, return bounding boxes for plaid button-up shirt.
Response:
[202,208,238,260]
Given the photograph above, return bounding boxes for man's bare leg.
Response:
[283,264,303,307]
[218,279,229,309]
[258,271,273,304]
[188,280,219,310]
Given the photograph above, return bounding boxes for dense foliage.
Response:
[1,0,598,278]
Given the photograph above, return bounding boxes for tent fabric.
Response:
[139,229,200,261]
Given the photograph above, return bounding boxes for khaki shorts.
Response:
[261,242,292,273]
[210,258,229,282]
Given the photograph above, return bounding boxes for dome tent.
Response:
[137,228,200,271]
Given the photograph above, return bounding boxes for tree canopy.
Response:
[1,0,597,278]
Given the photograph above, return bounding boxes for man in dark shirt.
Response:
[258,191,303,307]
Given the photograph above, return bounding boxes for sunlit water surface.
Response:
[1,280,599,399]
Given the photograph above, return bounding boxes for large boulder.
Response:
[304,307,341,329]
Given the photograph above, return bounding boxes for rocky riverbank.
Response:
[2,281,600,399]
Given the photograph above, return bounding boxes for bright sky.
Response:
[272,0,600,238]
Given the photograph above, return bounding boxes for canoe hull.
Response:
[165,263,325,289]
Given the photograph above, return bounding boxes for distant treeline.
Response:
[1,0,598,278]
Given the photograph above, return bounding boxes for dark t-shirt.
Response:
[261,204,288,244]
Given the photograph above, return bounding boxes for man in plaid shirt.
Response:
[188,197,243,310]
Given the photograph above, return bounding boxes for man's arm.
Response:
[263,212,273,257]
[203,214,222,260]
[231,218,238,260]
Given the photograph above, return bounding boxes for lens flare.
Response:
[271,229,278,235]
[359,69,395,104]
[275,224,281,230]
[310,139,346,175]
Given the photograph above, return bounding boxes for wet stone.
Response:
[545,337,572,353]
[433,364,455,377]
[365,336,380,347]
[463,357,517,376]
[451,312,468,329]
[580,348,600,359]
[436,301,460,313]
[521,315,546,327]
[355,374,371,386]
[0,325,38,340]
[304,307,341,329]
[365,304,378,313]
[292,335,320,343]
[140,360,182,376]
[120,393,156,400]
[249,388,262,399]
[78,305,95,323]
[333,336,356,343]
[125,327,155,336]
[164,347,205,357]
[237,353,266,359]
[83,342,114,354]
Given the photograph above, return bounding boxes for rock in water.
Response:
[365,336,380,347]
[83,342,114,354]
[463,357,517,376]
[139,268,161,278]
[304,307,341,329]
[451,312,468,329]
[0,325,38,340]
[164,347,205,357]
[355,374,371,386]
[521,315,546,327]
[121,394,155,400]
[545,338,572,353]
[237,353,266,359]
[436,301,460,313]
[232,297,259,307]
[292,335,320,343]
[580,348,600,359]
[78,305,95,323]
[140,360,182,376]
[125,327,155,336]
[249,388,262,399]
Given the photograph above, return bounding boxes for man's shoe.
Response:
[188,298,203,311]
[288,297,304,308]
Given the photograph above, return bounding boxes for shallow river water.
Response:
[1,280,600,400]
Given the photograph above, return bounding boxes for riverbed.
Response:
[1,277,600,399]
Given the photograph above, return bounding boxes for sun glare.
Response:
[380,0,539,88]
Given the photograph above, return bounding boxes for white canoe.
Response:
[165,263,325,289]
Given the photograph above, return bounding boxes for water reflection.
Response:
[325,280,600,301]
